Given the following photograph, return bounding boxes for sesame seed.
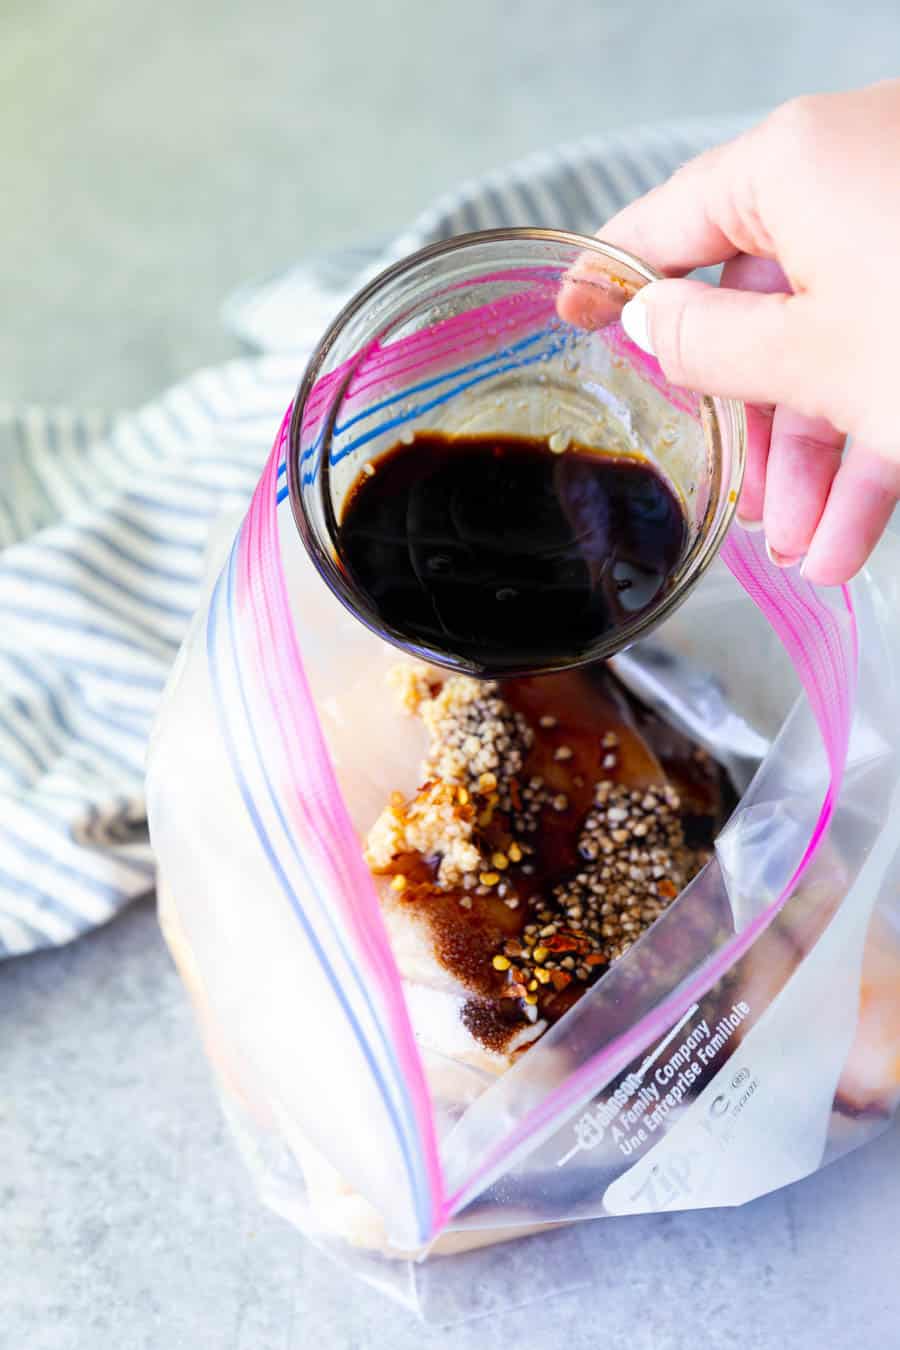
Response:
[372,666,703,1042]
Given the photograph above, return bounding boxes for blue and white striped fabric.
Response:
[0,115,745,958]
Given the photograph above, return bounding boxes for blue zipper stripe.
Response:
[209,536,431,1241]
[332,326,553,438]
[279,326,567,496]
[330,334,567,465]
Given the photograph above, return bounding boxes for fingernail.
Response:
[620,289,655,355]
[736,515,764,532]
[765,540,803,569]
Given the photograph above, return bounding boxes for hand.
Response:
[559,81,900,585]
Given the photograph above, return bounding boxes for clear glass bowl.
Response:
[288,228,746,676]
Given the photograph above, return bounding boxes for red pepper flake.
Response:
[543,934,579,952]
[549,970,572,991]
[543,930,592,953]
[585,953,607,967]
[657,879,678,900]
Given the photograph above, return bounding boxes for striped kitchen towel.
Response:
[0,115,746,958]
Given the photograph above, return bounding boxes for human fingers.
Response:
[618,279,820,414]
[801,444,900,585]
[719,256,790,526]
[557,130,769,328]
[737,403,774,528]
[762,409,846,566]
[595,131,776,277]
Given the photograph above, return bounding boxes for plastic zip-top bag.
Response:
[147,241,900,1319]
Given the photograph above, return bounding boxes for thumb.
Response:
[620,279,820,414]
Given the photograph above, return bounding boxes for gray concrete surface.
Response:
[5,1,900,1346]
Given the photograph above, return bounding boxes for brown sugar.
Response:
[365,663,720,1050]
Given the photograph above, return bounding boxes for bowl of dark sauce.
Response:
[289,230,746,677]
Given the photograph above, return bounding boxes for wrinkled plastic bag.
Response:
[146,395,900,1318]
